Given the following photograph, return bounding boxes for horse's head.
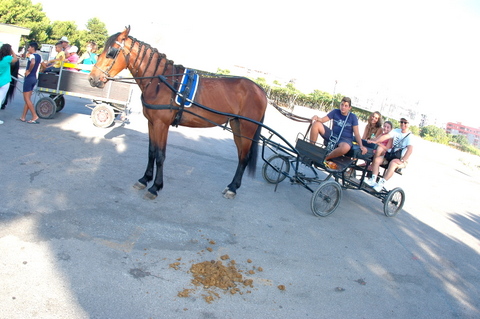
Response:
[89,26,131,88]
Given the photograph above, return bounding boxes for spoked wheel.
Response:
[91,104,115,128]
[262,155,290,184]
[383,187,405,217]
[310,180,342,217]
[50,94,65,112]
[35,97,57,119]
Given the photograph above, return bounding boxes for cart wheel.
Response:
[50,94,65,112]
[262,154,290,184]
[35,97,57,119]
[91,104,115,128]
[383,187,405,217]
[311,180,342,217]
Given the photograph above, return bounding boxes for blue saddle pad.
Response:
[175,69,199,107]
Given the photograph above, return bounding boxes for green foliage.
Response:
[216,68,231,75]
[0,0,50,43]
[421,125,449,144]
[47,21,78,44]
[409,125,420,136]
[450,134,469,146]
[82,18,108,50]
[1,0,108,52]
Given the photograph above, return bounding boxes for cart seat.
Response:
[345,146,374,161]
[295,139,327,167]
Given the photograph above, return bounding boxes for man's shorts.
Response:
[320,124,353,147]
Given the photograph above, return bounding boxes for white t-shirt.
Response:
[390,129,413,157]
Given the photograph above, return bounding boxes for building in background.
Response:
[0,23,30,52]
[446,122,480,148]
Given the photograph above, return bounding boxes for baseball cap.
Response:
[59,36,69,43]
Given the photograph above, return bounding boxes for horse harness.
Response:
[97,38,195,127]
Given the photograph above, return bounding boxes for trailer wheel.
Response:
[311,180,342,217]
[91,104,115,128]
[50,94,65,112]
[262,155,290,184]
[383,187,405,217]
[35,97,57,119]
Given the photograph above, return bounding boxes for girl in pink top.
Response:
[375,121,393,156]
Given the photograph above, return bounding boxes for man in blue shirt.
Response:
[309,96,367,162]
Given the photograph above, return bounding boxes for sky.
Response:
[34,0,480,127]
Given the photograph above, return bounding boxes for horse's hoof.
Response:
[222,187,229,195]
[143,191,157,200]
[223,190,236,199]
[133,181,147,190]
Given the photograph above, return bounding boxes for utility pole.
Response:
[331,80,337,109]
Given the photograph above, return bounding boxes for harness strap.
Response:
[140,94,179,111]
[172,69,196,127]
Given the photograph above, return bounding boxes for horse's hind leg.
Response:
[223,159,249,199]
[223,119,252,199]
[133,139,155,190]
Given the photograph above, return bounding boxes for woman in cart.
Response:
[365,117,413,192]
[309,96,367,167]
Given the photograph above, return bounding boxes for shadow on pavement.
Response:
[0,92,479,318]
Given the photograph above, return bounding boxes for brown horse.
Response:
[89,27,267,199]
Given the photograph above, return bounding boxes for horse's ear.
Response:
[121,26,131,39]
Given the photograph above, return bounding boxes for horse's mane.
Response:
[105,32,264,96]
[104,32,121,51]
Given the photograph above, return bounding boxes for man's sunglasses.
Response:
[400,121,409,124]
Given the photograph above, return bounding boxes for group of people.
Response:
[42,37,98,73]
[0,37,98,124]
[309,96,413,192]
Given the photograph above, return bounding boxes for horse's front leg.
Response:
[144,146,166,200]
[133,139,155,190]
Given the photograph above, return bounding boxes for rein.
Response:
[269,102,311,123]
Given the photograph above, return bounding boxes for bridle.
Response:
[94,40,130,79]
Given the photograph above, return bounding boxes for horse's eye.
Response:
[106,47,119,59]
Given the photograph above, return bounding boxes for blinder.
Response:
[95,39,129,78]
[106,46,120,59]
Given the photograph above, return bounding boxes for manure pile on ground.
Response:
[171,239,284,303]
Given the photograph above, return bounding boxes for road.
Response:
[1,82,479,318]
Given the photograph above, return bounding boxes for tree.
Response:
[77,18,109,51]
[308,90,332,111]
[216,68,230,75]
[420,125,449,144]
[47,21,78,44]
[1,0,108,51]
[450,134,469,146]
[0,0,50,43]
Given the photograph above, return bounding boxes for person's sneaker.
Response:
[0,119,4,125]
[373,178,386,192]
[364,175,376,187]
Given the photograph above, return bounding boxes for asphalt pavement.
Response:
[1,81,479,319]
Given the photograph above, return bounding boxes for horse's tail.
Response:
[247,115,264,177]
[4,60,20,104]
